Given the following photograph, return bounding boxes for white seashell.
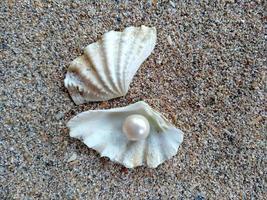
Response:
[67,101,184,168]
[64,26,157,105]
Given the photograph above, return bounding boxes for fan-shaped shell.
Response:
[67,101,184,168]
[64,26,157,105]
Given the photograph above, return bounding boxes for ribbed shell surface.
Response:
[64,26,157,104]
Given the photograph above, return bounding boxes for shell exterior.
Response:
[64,26,157,104]
[67,101,184,168]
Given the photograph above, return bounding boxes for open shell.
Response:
[67,101,184,168]
[64,26,157,104]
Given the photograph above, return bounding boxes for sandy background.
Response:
[1,0,266,199]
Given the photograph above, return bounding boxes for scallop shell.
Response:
[64,26,157,105]
[67,101,184,168]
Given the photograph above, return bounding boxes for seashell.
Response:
[67,101,184,168]
[64,26,157,105]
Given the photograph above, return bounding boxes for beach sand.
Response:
[1,1,266,199]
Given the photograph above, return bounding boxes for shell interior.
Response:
[68,101,184,168]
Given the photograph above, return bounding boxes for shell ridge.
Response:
[167,128,184,149]
[116,31,127,94]
[123,28,149,91]
[116,141,131,166]
[158,131,176,160]
[117,27,135,92]
[137,140,146,167]
[160,128,184,162]
[121,140,146,168]
[121,28,140,91]
[125,30,156,91]
[77,54,113,95]
[126,28,156,89]
[156,133,168,163]
[71,68,107,99]
[101,37,121,94]
[84,43,118,95]
[67,81,103,101]
[117,27,138,93]
[151,132,165,168]
[122,27,144,92]
[82,51,116,96]
[142,137,149,166]
[145,133,161,168]
[102,31,123,94]
[68,86,98,103]
[65,76,103,103]
[68,55,108,95]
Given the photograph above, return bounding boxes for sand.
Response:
[0,1,266,199]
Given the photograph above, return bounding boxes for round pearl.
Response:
[122,114,150,141]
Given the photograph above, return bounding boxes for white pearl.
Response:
[122,114,150,141]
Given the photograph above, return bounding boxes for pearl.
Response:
[122,114,150,141]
